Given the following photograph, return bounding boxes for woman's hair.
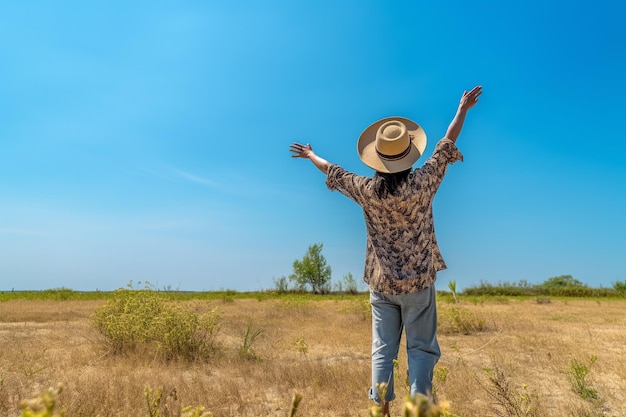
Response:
[374,168,411,198]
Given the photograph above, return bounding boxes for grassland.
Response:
[1,293,624,416]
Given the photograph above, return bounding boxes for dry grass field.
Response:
[0,294,625,416]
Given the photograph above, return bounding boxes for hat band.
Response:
[376,143,412,161]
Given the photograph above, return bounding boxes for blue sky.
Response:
[1,1,625,291]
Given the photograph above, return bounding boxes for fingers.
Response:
[462,86,482,106]
[289,143,302,153]
[290,143,306,152]
[289,142,310,158]
[468,85,482,98]
[290,143,310,150]
[461,86,481,100]
[458,86,482,110]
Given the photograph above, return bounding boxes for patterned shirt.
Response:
[325,138,463,295]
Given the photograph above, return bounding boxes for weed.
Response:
[431,365,449,403]
[294,337,309,356]
[369,383,455,417]
[144,386,215,417]
[239,321,263,360]
[289,391,302,417]
[393,358,410,391]
[400,394,456,417]
[481,365,542,417]
[369,382,389,416]
[569,355,598,400]
[145,386,164,417]
[448,281,459,304]
[19,384,65,417]
[434,365,449,384]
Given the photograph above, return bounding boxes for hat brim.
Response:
[357,117,427,173]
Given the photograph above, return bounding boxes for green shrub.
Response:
[90,289,221,360]
[461,278,621,298]
[462,280,538,297]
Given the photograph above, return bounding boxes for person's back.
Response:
[325,135,464,294]
[290,85,482,417]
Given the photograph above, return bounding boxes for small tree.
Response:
[273,276,290,293]
[342,272,359,294]
[290,243,332,294]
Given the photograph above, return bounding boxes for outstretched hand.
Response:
[289,142,331,174]
[444,85,483,143]
[290,142,314,159]
[459,85,482,112]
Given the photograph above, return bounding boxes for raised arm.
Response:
[445,85,482,143]
[289,142,331,174]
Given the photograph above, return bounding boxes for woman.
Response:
[290,86,482,416]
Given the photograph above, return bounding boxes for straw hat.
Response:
[357,117,427,173]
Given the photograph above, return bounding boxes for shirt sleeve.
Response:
[326,164,371,204]
[419,138,464,192]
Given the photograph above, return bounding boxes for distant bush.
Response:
[90,289,221,360]
[462,276,620,298]
[613,280,626,294]
[38,288,79,301]
[541,274,584,289]
[539,274,593,297]
[0,288,105,302]
[462,280,539,297]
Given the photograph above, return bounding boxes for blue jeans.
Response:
[369,286,441,403]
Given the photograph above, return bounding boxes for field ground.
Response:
[0,295,625,416]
